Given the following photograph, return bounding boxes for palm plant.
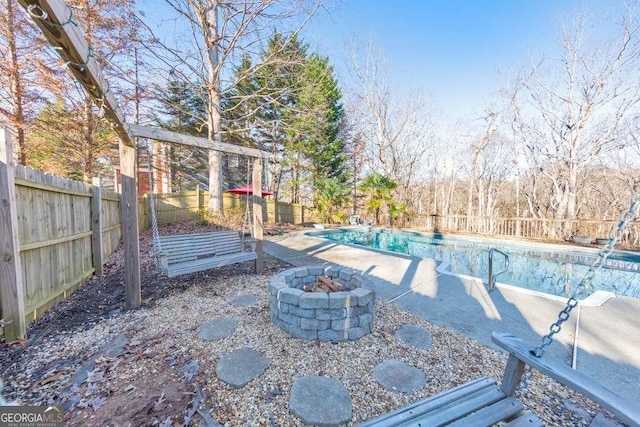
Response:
[389,202,408,227]
[359,173,397,225]
[315,177,351,223]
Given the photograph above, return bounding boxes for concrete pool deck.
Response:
[264,229,640,406]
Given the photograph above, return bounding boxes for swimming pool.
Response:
[309,228,640,299]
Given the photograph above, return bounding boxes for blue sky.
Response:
[302,0,620,119]
[141,0,627,119]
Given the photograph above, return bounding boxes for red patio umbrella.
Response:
[224,184,274,197]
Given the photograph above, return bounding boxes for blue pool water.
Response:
[309,228,640,298]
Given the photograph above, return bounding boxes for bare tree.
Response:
[465,116,496,229]
[0,0,62,165]
[138,0,324,214]
[507,6,640,228]
[347,37,434,208]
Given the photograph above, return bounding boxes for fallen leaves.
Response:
[40,372,64,385]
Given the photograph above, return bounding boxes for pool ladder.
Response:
[488,248,510,291]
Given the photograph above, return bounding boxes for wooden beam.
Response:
[17,0,132,146]
[91,177,103,276]
[19,231,93,252]
[119,142,141,309]
[130,124,270,159]
[252,158,264,273]
[0,129,26,341]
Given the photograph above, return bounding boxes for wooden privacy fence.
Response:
[0,134,122,340]
[1,140,315,340]
[138,190,317,231]
[410,214,640,247]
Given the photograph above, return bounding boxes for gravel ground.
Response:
[0,223,613,426]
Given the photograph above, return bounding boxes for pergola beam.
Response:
[17,0,133,146]
[17,0,270,317]
[18,0,140,311]
[129,124,270,159]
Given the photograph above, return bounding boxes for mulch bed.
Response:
[0,222,289,425]
[0,222,616,426]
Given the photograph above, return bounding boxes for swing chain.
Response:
[517,189,640,392]
[534,189,639,358]
[147,144,162,257]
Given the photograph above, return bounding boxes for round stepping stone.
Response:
[373,360,426,394]
[395,324,433,349]
[289,376,352,426]
[198,318,238,341]
[216,347,271,388]
[229,294,261,307]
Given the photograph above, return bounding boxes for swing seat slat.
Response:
[156,230,257,278]
[360,332,639,426]
[359,377,538,427]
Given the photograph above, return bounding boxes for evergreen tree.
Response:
[223,54,259,148]
[222,54,261,187]
[154,77,208,191]
[254,32,308,202]
[297,54,347,186]
[225,32,348,205]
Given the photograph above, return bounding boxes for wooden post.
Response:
[0,128,26,341]
[119,142,141,309]
[91,177,103,276]
[500,354,527,396]
[252,158,264,273]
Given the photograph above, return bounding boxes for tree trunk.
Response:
[203,2,224,214]
[432,181,438,215]
[6,0,27,165]
[466,176,474,231]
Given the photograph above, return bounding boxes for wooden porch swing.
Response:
[15,3,640,425]
[360,191,640,427]
[146,146,258,278]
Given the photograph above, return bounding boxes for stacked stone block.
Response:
[268,266,375,341]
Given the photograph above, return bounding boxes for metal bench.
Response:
[360,332,640,426]
[156,230,257,278]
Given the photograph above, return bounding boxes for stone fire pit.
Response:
[268,266,375,341]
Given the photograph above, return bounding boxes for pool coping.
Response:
[310,227,640,268]
[306,227,624,307]
[435,260,617,307]
[265,231,640,405]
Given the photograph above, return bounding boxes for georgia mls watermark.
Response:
[0,406,64,427]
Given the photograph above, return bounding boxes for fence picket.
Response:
[6,157,635,340]
[0,129,26,341]
[410,214,639,246]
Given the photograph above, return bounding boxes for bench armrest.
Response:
[153,251,169,274]
[242,238,256,253]
[492,332,640,426]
